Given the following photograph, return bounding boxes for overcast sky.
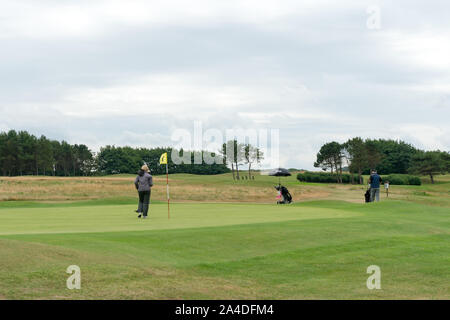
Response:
[1,0,449,169]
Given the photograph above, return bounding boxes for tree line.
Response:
[97,146,229,175]
[0,130,94,176]
[97,140,264,179]
[314,138,450,184]
[0,130,235,176]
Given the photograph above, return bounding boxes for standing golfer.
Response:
[134,165,153,219]
[384,180,390,197]
[368,170,382,202]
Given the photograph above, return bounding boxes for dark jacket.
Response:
[135,170,153,192]
[369,173,382,189]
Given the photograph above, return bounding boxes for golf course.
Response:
[0,173,448,299]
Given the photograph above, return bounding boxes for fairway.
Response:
[0,194,449,299]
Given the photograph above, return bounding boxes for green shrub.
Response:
[384,175,406,185]
[407,176,422,185]
[382,174,422,186]
[297,172,362,184]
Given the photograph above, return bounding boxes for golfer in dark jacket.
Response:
[368,170,382,202]
[134,165,153,218]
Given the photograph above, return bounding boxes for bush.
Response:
[407,175,422,185]
[297,172,362,184]
[382,174,421,186]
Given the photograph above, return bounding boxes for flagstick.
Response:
[166,162,170,219]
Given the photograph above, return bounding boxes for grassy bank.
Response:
[0,173,449,206]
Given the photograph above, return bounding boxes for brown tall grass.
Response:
[0,175,327,202]
[0,174,448,205]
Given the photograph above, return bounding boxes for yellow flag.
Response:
[159,152,168,165]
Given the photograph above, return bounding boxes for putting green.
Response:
[0,202,361,235]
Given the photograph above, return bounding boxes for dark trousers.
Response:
[138,190,151,216]
[370,188,380,202]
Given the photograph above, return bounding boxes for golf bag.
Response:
[365,188,371,203]
[275,185,292,204]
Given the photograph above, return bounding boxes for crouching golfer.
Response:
[134,165,153,219]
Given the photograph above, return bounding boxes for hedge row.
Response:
[297,172,363,184]
[382,174,421,185]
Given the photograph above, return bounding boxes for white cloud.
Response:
[0,123,10,132]
[397,124,447,150]
[0,0,449,170]
[0,0,358,39]
[52,72,317,120]
[378,30,450,70]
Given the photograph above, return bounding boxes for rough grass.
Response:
[1,173,449,205]
[0,174,448,299]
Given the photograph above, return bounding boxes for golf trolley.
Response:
[275,185,293,204]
